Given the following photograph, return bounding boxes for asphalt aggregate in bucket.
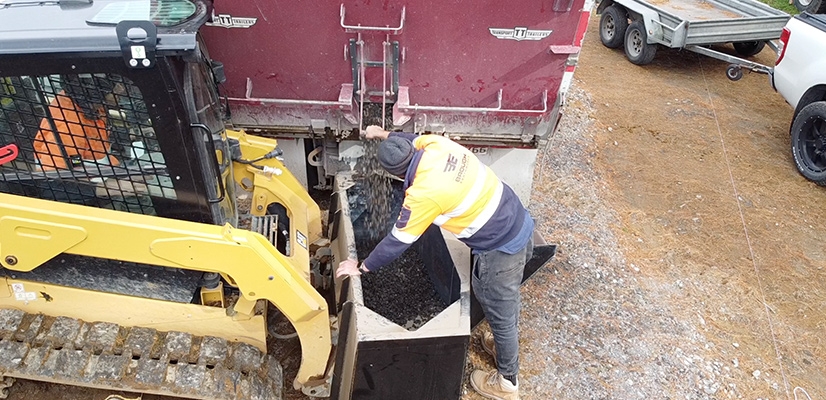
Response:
[348,180,448,330]
[359,246,447,330]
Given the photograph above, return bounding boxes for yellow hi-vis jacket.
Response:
[363,132,533,271]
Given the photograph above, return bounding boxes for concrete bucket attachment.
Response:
[328,171,556,399]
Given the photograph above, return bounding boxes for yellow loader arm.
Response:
[228,130,325,281]
[0,192,332,393]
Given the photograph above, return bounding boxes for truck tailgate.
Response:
[201,0,589,138]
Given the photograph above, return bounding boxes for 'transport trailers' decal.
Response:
[489,27,553,41]
[206,12,258,29]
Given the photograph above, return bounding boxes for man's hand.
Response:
[336,258,361,278]
[363,125,389,140]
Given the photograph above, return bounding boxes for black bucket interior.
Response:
[346,179,460,330]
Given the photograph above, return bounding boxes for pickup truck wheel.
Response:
[793,0,826,13]
[732,41,765,57]
[791,101,826,185]
[600,5,628,49]
[624,21,657,65]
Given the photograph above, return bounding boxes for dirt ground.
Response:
[461,13,823,400]
[6,12,824,400]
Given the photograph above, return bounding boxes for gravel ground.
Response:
[462,13,824,400]
[540,84,716,396]
[461,83,704,399]
[463,83,765,399]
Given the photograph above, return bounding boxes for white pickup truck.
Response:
[772,12,826,185]
[794,0,826,14]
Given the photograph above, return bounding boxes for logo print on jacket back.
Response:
[444,154,458,172]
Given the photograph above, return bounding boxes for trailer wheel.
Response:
[793,0,826,13]
[624,21,657,65]
[600,5,628,49]
[726,65,743,81]
[791,101,826,185]
[732,41,765,57]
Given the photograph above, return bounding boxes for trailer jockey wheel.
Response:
[726,65,743,81]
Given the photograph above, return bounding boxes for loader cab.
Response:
[0,0,236,226]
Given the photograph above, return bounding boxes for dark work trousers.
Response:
[471,235,534,379]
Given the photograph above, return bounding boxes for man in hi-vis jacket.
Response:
[337,125,534,400]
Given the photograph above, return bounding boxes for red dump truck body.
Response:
[201,0,592,202]
[202,2,592,397]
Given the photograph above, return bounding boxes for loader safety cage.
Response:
[0,55,225,224]
[0,5,242,313]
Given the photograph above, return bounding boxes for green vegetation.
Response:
[759,0,799,15]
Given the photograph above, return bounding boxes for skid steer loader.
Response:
[0,1,334,398]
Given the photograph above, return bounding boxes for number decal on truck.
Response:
[470,147,489,155]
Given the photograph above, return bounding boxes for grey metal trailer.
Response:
[597,0,791,80]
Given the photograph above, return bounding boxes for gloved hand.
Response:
[363,125,389,140]
[336,258,362,278]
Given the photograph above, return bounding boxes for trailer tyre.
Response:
[733,41,765,57]
[793,0,826,14]
[726,65,743,81]
[791,101,826,185]
[624,21,657,65]
[600,5,628,49]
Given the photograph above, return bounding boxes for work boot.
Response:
[482,331,497,360]
[470,369,519,400]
